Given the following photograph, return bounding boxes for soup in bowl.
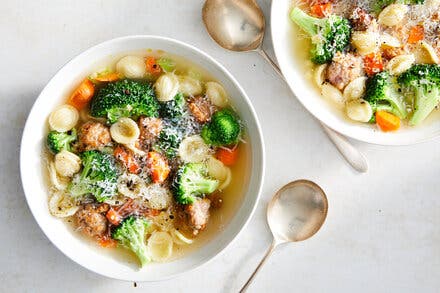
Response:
[20,36,264,281]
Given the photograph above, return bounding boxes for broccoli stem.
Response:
[409,87,440,125]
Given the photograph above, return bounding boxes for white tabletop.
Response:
[1,0,439,292]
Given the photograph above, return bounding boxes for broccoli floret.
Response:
[90,79,159,123]
[156,125,182,158]
[46,129,77,154]
[112,216,151,267]
[372,0,425,13]
[67,150,118,202]
[398,64,440,125]
[290,7,351,64]
[364,71,408,119]
[173,163,219,204]
[201,109,241,146]
[160,93,186,119]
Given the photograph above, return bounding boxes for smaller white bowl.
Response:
[20,35,265,281]
[271,0,440,145]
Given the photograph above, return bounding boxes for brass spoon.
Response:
[240,180,328,292]
[202,0,368,173]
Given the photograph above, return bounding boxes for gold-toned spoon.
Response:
[202,0,368,173]
[240,180,328,292]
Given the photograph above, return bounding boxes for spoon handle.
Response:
[255,48,368,173]
[239,240,277,293]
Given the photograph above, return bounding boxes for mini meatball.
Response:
[138,117,163,148]
[326,52,363,90]
[188,96,213,123]
[349,7,373,31]
[75,204,110,238]
[382,47,405,60]
[185,198,211,233]
[78,121,111,151]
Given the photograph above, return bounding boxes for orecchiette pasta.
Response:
[148,231,173,262]
[48,104,79,132]
[380,34,401,48]
[178,135,212,163]
[321,83,345,107]
[171,229,193,245]
[345,99,373,123]
[343,77,367,101]
[351,31,379,55]
[48,161,69,190]
[206,156,231,190]
[378,4,408,27]
[110,117,140,144]
[179,75,203,96]
[154,73,180,102]
[143,183,173,210]
[205,81,228,107]
[116,56,146,79]
[48,190,79,218]
[117,173,146,199]
[54,150,81,177]
[314,64,327,87]
[414,41,440,64]
[153,211,175,232]
[387,54,415,75]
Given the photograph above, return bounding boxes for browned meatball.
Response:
[78,121,111,151]
[185,198,211,233]
[188,96,213,123]
[349,8,373,31]
[138,117,163,148]
[382,47,405,60]
[75,204,110,238]
[326,52,363,90]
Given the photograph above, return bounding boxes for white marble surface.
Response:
[1,0,439,292]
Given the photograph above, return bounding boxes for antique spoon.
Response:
[240,180,328,292]
[202,0,368,173]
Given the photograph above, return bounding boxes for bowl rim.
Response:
[20,35,265,281]
[270,0,440,146]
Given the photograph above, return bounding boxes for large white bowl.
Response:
[20,36,265,281]
[271,0,440,145]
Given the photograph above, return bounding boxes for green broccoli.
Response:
[372,0,425,14]
[112,216,151,267]
[46,129,77,154]
[159,93,186,119]
[173,163,219,204]
[90,79,159,123]
[290,7,351,64]
[155,125,182,158]
[364,71,408,120]
[201,109,241,146]
[67,150,118,202]
[398,64,440,125]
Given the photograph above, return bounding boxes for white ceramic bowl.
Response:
[271,0,440,145]
[20,35,265,281]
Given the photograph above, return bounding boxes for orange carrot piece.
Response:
[147,151,170,183]
[98,237,118,248]
[68,79,95,110]
[407,25,424,44]
[376,111,400,132]
[94,72,121,82]
[310,3,332,18]
[114,146,140,174]
[145,57,162,75]
[363,52,384,76]
[106,208,123,226]
[216,147,239,166]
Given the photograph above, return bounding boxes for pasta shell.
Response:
[378,4,408,27]
[205,81,228,107]
[143,183,172,210]
[110,117,140,144]
[343,77,367,101]
[153,211,175,232]
[218,167,232,190]
[179,76,202,96]
[117,173,146,199]
[414,41,440,64]
[345,99,373,123]
[48,190,79,218]
[387,54,415,75]
[206,156,231,190]
[314,64,327,88]
[321,83,344,107]
[54,150,81,177]
[155,73,180,102]
[147,231,173,262]
[178,135,212,163]
[48,104,79,132]
[380,34,401,48]
[116,56,146,79]
[48,161,69,190]
[171,229,193,245]
[351,31,379,55]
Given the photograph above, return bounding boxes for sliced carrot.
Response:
[145,56,162,75]
[310,3,332,18]
[147,151,170,183]
[98,237,118,248]
[106,208,123,225]
[363,52,384,76]
[216,147,239,166]
[94,72,121,82]
[376,111,400,132]
[68,79,95,110]
[114,146,140,174]
[407,25,424,44]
